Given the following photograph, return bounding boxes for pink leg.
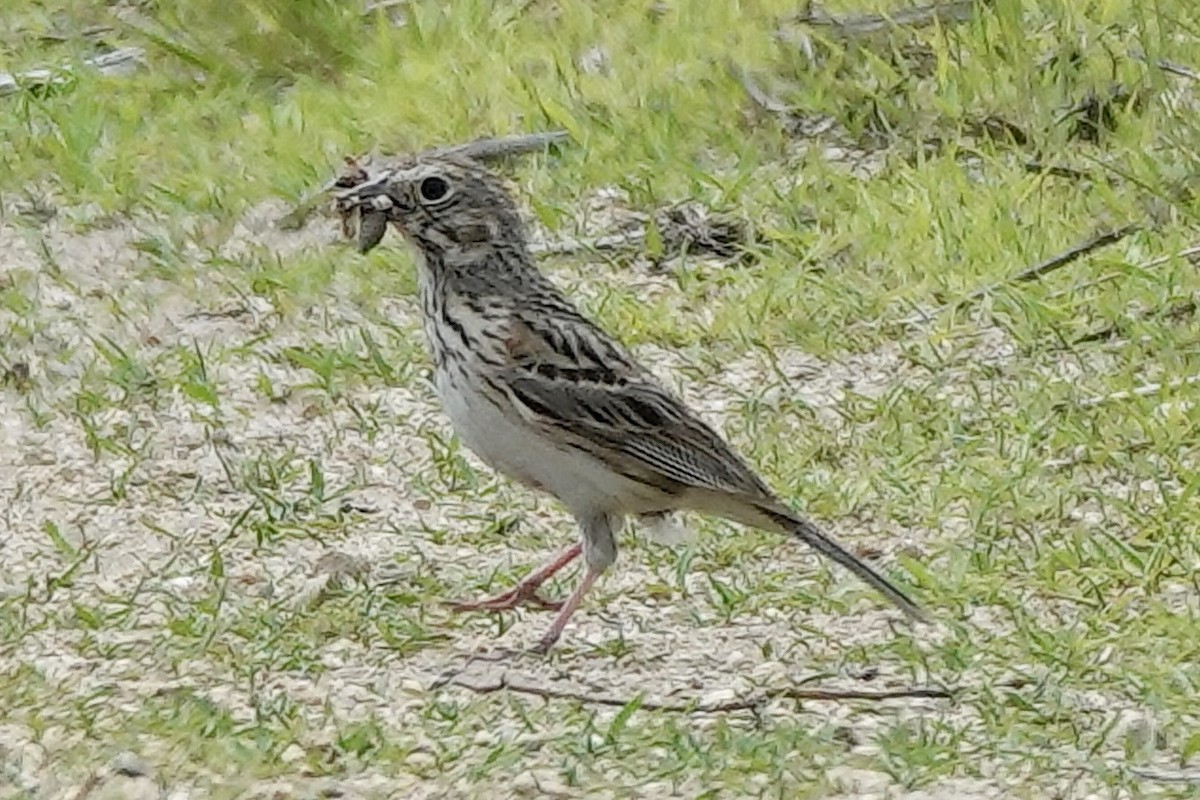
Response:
[447,543,582,613]
[532,565,603,653]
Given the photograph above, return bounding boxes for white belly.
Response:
[434,365,659,516]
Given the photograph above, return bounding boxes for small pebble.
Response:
[699,688,736,707]
[280,743,306,764]
[405,751,436,769]
[110,751,150,778]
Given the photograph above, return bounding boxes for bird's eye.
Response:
[418,176,451,204]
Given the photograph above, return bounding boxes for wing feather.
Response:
[496,313,772,499]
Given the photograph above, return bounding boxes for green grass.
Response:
[2,0,1199,797]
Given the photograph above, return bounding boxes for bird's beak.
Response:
[333,174,405,254]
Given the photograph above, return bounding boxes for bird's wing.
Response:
[495,312,774,499]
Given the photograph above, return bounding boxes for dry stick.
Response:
[1068,241,1200,345]
[439,672,961,712]
[0,46,145,97]
[1041,438,1151,471]
[1154,59,1200,82]
[1071,375,1200,411]
[894,224,1140,328]
[433,130,569,162]
[1070,302,1186,346]
[988,224,1141,290]
[1130,50,1200,82]
[791,0,984,38]
[1130,240,1200,271]
[1129,767,1200,784]
[1023,161,1092,181]
[1071,298,1196,346]
[778,0,985,66]
[278,130,569,230]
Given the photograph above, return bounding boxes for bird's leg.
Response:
[447,542,582,612]
[532,513,617,653]
[532,565,603,653]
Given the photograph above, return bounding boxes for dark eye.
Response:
[418,176,451,204]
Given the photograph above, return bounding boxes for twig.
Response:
[792,0,984,39]
[1003,224,1141,286]
[1129,766,1200,783]
[0,46,145,97]
[895,224,1139,328]
[1041,439,1151,471]
[37,24,115,44]
[1130,50,1200,82]
[438,672,957,712]
[1071,298,1196,346]
[1139,241,1200,271]
[278,131,569,230]
[1154,59,1200,82]
[1070,375,1200,410]
[1024,161,1092,181]
[432,130,568,162]
[1067,242,1200,345]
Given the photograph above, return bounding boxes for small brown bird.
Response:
[336,155,925,652]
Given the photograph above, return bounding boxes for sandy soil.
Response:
[0,203,1176,799]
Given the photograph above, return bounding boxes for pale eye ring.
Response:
[418,175,451,204]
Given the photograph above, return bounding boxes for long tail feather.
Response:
[757,505,927,622]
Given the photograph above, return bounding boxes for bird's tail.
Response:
[750,501,927,622]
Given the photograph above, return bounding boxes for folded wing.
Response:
[496,312,773,500]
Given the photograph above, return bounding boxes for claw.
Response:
[445,542,582,616]
[445,583,564,613]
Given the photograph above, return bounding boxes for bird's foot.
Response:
[445,582,564,613]
[530,633,557,656]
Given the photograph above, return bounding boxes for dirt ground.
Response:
[3,197,1188,799]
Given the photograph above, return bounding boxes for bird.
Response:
[334,154,927,652]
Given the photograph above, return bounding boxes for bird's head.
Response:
[335,155,526,261]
